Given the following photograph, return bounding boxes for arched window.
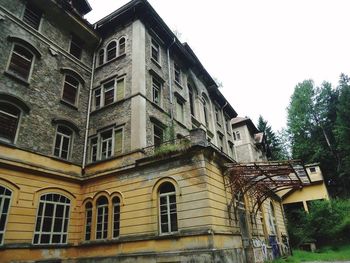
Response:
[33,193,71,244]
[118,37,126,56]
[202,94,210,128]
[62,74,79,106]
[112,197,120,238]
[84,202,92,241]
[96,196,108,239]
[269,202,277,235]
[236,131,241,140]
[0,102,21,144]
[7,44,34,81]
[53,125,73,160]
[106,41,116,61]
[159,182,178,234]
[98,49,104,66]
[0,186,12,245]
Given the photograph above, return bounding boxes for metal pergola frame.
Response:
[225,160,311,215]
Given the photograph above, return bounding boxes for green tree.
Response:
[287,80,339,192]
[257,116,287,160]
[334,74,350,195]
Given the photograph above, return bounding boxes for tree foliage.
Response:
[257,116,287,160]
[286,78,347,196]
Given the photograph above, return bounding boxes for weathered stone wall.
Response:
[0,0,94,165]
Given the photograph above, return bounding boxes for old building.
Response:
[0,0,306,262]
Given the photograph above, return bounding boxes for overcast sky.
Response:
[85,0,350,131]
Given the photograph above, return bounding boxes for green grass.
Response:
[271,244,350,262]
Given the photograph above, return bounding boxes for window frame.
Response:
[0,101,22,144]
[174,63,181,84]
[93,77,125,111]
[152,77,162,106]
[53,125,73,160]
[176,98,184,123]
[22,2,42,30]
[6,43,35,82]
[84,202,93,241]
[106,40,117,62]
[153,123,164,148]
[61,74,80,106]
[118,37,126,56]
[33,193,71,245]
[69,35,83,60]
[112,197,120,239]
[158,183,178,235]
[96,196,109,240]
[0,186,12,246]
[151,38,161,64]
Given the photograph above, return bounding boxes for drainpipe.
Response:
[82,29,102,170]
[167,37,176,121]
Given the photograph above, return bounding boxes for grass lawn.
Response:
[271,244,350,262]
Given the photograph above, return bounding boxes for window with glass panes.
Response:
[62,75,79,105]
[0,186,12,245]
[8,44,34,81]
[176,98,184,123]
[22,3,42,30]
[33,194,70,244]
[152,77,161,105]
[113,197,120,238]
[0,102,20,143]
[159,183,178,234]
[153,123,163,148]
[101,129,113,160]
[93,78,125,110]
[118,37,126,56]
[84,202,92,241]
[98,49,104,66]
[96,196,108,239]
[188,84,195,117]
[104,80,115,106]
[106,41,116,61]
[151,39,160,62]
[53,125,72,160]
[174,63,181,84]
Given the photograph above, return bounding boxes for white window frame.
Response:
[96,197,109,240]
[6,43,35,82]
[89,127,121,163]
[0,186,12,246]
[93,77,125,111]
[33,193,71,245]
[151,38,161,63]
[106,40,117,62]
[112,197,120,238]
[174,63,181,84]
[152,77,162,106]
[235,131,241,140]
[100,129,114,160]
[159,185,178,234]
[53,125,73,160]
[118,36,126,56]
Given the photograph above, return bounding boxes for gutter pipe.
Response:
[167,37,176,120]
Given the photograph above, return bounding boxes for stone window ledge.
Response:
[4,71,30,86]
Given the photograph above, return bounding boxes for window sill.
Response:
[150,101,167,115]
[174,80,183,89]
[90,98,127,115]
[95,53,126,70]
[50,155,75,165]
[174,118,187,129]
[191,116,201,127]
[4,71,30,86]
[151,57,162,68]
[60,99,78,110]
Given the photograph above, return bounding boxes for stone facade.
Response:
[0,0,289,262]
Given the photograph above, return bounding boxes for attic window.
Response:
[309,167,316,173]
[23,3,42,30]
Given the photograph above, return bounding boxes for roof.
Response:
[231,117,259,133]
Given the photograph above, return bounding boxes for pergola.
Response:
[225,160,311,215]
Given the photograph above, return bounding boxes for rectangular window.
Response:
[103,80,115,106]
[0,103,20,143]
[229,142,235,158]
[174,63,181,84]
[69,35,83,59]
[23,3,42,30]
[101,129,113,160]
[153,124,164,148]
[53,126,72,160]
[217,133,224,151]
[151,39,160,63]
[225,116,231,133]
[93,78,125,110]
[215,107,221,126]
[89,128,124,162]
[62,75,79,105]
[176,99,184,123]
[152,77,161,105]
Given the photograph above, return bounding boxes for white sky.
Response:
[85,0,350,131]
